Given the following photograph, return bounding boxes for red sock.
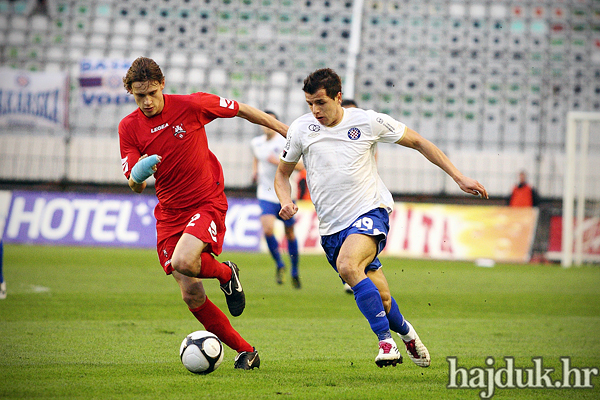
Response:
[198,253,232,285]
[189,297,253,353]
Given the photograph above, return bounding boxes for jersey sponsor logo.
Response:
[308,124,320,137]
[151,122,169,134]
[376,117,396,133]
[219,97,235,109]
[121,156,129,173]
[172,123,187,139]
[348,127,361,140]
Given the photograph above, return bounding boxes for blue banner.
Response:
[0,191,263,252]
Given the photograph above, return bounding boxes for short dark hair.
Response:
[264,110,278,120]
[302,68,342,100]
[341,99,358,108]
[123,57,165,94]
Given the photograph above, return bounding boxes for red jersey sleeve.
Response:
[118,116,142,180]
[190,92,240,125]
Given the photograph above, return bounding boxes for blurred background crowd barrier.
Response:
[1,0,600,263]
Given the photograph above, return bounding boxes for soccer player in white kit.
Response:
[275,68,488,368]
[251,111,301,288]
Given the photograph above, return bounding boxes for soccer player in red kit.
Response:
[119,57,288,370]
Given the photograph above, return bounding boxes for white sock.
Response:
[400,321,416,342]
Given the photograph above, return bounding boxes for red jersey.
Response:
[119,92,239,213]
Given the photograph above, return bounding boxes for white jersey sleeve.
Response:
[280,118,304,164]
[367,109,407,144]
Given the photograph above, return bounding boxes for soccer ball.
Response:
[179,330,224,374]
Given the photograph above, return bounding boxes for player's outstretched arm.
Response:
[237,103,289,138]
[274,160,299,220]
[397,128,488,199]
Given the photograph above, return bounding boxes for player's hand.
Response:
[457,176,488,199]
[131,154,162,184]
[279,202,298,220]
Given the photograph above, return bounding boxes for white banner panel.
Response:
[0,68,69,128]
[78,59,135,107]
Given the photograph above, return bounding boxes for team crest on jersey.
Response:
[172,123,186,139]
[348,127,361,140]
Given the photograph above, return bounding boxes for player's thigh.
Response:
[337,234,379,285]
[367,268,392,312]
[172,270,207,308]
[172,233,209,276]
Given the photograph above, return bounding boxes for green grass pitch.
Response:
[1,244,599,399]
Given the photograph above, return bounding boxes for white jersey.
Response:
[251,134,287,203]
[281,107,406,235]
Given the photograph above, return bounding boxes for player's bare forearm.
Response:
[237,103,289,138]
[275,161,298,219]
[398,128,488,198]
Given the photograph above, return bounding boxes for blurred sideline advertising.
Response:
[1,191,539,263]
[0,68,69,128]
[546,216,600,263]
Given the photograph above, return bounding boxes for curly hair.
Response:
[122,57,164,94]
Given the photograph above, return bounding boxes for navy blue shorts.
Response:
[259,199,296,227]
[320,208,389,275]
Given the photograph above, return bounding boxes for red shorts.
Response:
[155,197,228,274]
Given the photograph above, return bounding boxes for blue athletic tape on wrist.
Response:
[130,155,159,184]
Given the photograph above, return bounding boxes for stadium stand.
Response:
[0,0,598,202]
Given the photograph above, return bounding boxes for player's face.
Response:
[305,88,343,127]
[131,80,165,117]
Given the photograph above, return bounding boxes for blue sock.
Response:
[353,278,391,340]
[265,235,284,269]
[288,238,299,277]
[387,297,409,335]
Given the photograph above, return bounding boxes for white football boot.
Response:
[399,321,430,367]
[375,338,402,367]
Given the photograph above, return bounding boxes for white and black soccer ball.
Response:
[179,330,224,374]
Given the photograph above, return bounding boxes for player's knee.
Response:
[337,259,357,283]
[171,253,199,277]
